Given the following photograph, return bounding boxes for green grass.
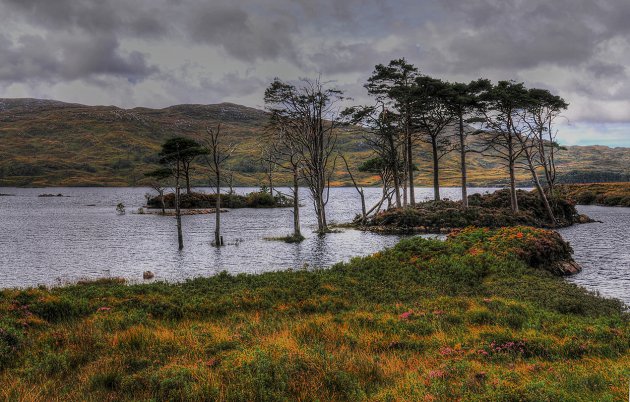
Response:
[0,227,628,400]
[556,182,630,207]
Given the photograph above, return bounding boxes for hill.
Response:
[0,98,628,187]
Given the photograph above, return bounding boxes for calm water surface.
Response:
[0,187,628,305]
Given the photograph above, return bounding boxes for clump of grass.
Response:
[264,234,306,243]
[0,227,627,400]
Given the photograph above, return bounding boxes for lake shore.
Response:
[556,182,630,207]
[1,226,627,400]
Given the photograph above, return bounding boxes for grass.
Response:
[264,234,306,243]
[556,182,630,207]
[0,227,628,400]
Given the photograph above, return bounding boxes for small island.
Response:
[353,189,592,234]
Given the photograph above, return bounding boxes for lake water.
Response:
[0,187,628,305]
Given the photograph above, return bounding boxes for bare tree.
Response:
[204,124,236,246]
[340,154,367,221]
[145,167,171,215]
[264,77,343,233]
[262,126,304,240]
[342,102,403,208]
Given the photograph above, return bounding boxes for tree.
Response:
[342,102,403,208]
[204,124,236,247]
[158,139,188,249]
[512,88,568,224]
[366,58,420,206]
[522,88,568,195]
[145,167,172,215]
[158,137,206,194]
[478,81,530,212]
[262,124,304,240]
[264,77,343,233]
[448,79,491,207]
[412,76,457,201]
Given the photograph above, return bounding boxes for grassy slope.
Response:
[556,182,630,207]
[0,227,628,401]
[1,98,629,187]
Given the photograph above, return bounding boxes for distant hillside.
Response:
[0,98,628,187]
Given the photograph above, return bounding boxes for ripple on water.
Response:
[1,188,628,306]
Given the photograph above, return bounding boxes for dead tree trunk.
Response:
[175,160,183,250]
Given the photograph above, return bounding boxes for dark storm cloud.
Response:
[1,0,630,129]
[0,33,158,83]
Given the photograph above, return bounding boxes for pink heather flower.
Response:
[428,369,446,379]
[97,307,111,312]
[482,298,492,303]
[399,310,413,320]
[432,310,445,315]
[439,347,455,356]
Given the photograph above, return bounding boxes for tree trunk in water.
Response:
[459,113,468,208]
[175,167,183,250]
[215,172,221,246]
[159,189,166,215]
[431,137,440,201]
[292,169,301,238]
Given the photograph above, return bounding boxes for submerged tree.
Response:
[204,124,236,247]
[262,124,304,240]
[158,139,189,249]
[264,77,343,233]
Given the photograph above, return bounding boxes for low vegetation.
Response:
[1,227,627,400]
[556,182,630,207]
[147,190,293,209]
[360,189,588,233]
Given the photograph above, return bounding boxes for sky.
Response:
[0,0,629,147]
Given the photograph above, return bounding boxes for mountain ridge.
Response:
[0,98,628,187]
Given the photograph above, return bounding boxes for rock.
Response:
[577,214,595,224]
[143,271,155,280]
[553,261,582,276]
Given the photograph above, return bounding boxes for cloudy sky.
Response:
[1,0,629,146]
